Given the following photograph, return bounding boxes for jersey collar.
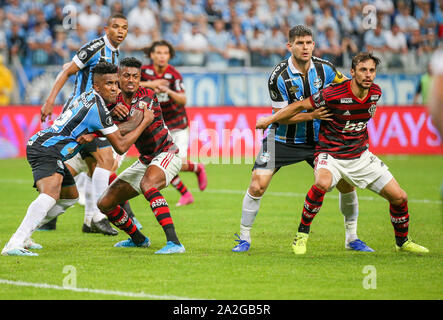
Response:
[103,34,118,51]
[288,57,315,75]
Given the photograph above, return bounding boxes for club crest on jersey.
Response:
[78,50,87,60]
[368,104,377,117]
[259,151,271,163]
[313,77,323,89]
[57,160,64,170]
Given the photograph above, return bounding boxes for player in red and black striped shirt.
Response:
[97,57,186,254]
[141,40,207,207]
[257,52,428,254]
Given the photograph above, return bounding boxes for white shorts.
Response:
[64,149,127,175]
[118,152,182,194]
[314,150,393,194]
[170,128,189,158]
[64,152,88,174]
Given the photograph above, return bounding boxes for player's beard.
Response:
[356,77,373,90]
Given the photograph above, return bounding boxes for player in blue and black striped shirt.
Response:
[39,13,130,233]
[2,62,154,257]
[232,25,374,253]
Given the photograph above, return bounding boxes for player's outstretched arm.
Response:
[256,98,314,129]
[105,105,154,154]
[41,61,80,122]
[278,107,332,124]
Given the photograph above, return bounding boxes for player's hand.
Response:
[156,85,170,93]
[141,104,155,126]
[311,107,333,121]
[112,103,129,120]
[256,116,271,130]
[76,133,96,144]
[41,100,54,122]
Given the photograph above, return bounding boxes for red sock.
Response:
[298,184,325,233]
[171,175,188,196]
[144,187,180,244]
[390,201,409,246]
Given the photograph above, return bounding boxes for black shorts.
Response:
[253,137,316,171]
[26,145,76,189]
[79,137,112,159]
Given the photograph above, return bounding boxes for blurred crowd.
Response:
[0,0,442,71]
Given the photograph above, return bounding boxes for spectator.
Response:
[316,26,343,66]
[0,54,15,105]
[121,25,155,61]
[226,21,249,66]
[27,21,53,66]
[257,0,285,29]
[384,23,408,68]
[247,27,268,67]
[127,0,158,35]
[78,4,102,33]
[286,0,312,27]
[4,0,28,26]
[315,6,339,35]
[47,6,65,37]
[364,23,389,67]
[207,19,230,68]
[394,2,420,35]
[66,25,87,58]
[184,0,205,24]
[205,0,223,26]
[181,24,209,66]
[416,0,437,34]
[163,19,186,65]
[93,0,112,23]
[52,27,69,65]
[6,23,26,64]
[241,3,265,39]
[265,26,287,66]
[160,0,185,31]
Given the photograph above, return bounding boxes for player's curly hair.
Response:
[92,61,118,83]
[144,40,176,60]
[119,57,142,69]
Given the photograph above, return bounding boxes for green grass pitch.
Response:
[0,155,442,300]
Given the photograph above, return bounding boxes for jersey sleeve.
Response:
[323,63,346,85]
[72,38,105,70]
[309,86,332,109]
[90,97,118,135]
[268,74,288,109]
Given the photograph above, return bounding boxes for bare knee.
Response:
[390,189,408,206]
[248,179,267,197]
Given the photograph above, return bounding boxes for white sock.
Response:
[91,167,111,223]
[75,172,86,206]
[339,190,359,243]
[38,198,78,228]
[7,193,56,249]
[84,175,95,226]
[239,191,262,242]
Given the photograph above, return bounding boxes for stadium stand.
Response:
[0,0,442,104]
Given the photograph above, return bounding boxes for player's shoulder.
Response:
[312,56,337,70]
[136,86,157,100]
[370,82,382,93]
[78,36,106,55]
[268,59,289,87]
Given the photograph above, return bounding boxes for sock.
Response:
[84,175,95,226]
[144,187,180,245]
[171,175,189,196]
[103,205,145,244]
[91,167,111,223]
[7,193,56,249]
[339,190,359,243]
[183,160,200,173]
[298,185,326,234]
[239,191,262,242]
[38,198,78,227]
[390,201,409,247]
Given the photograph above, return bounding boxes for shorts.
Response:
[65,147,127,174]
[253,136,315,171]
[26,146,76,189]
[118,152,182,194]
[170,128,189,158]
[79,137,112,159]
[314,150,393,193]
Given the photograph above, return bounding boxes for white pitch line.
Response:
[0,278,204,300]
[1,179,442,205]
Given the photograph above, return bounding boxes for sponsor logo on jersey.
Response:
[340,98,354,104]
